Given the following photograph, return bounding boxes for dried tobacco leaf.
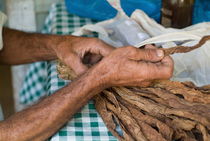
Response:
[163,35,210,56]
[57,36,210,141]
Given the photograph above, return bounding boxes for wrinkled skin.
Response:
[54,36,114,75]
[54,37,173,87]
[0,27,173,141]
[92,46,174,87]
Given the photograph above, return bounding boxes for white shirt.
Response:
[0,11,7,50]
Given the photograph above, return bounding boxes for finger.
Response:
[146,60,174,80]
[89,54,102,65]
[64,53,88,75]
[161,56,174,68]
[131,58,173,81]
[144,44,157,49]
[95,40,115,57]
[127,47,164,62]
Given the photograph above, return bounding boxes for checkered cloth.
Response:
[20,2,117,141]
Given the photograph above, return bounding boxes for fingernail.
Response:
[156,50,164,57]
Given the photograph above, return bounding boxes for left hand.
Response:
[52,36,115,75]
[89,45,174,88]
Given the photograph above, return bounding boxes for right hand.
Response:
[53,36,114,76]
[92,45,174,87]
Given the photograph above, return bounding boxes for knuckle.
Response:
[149,49,157,55]
[113,48,122,55]
[124,46,135,52]
[125,46,138,55]
[145,44,156,49]
[144,49,155,59]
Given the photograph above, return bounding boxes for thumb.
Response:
[64,53,88,75]
[129,48,164,62]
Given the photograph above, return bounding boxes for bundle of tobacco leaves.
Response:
[57,36,210,141]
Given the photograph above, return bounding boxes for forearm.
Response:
[0,27,62,65]
[0,69,104,141]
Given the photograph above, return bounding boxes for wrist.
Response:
[46,35,64,55]
[87,68,108,91]
[49,35,82,58]
[33,34,60,60]
[88,63,111,89]
[65,68,107,99]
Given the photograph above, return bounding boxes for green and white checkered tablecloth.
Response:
[20,2,117,141]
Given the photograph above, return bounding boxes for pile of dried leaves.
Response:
[57,36,210,141]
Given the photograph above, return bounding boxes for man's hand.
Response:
[0,28,114,66]
[53,36,114,75]
[91,45,174,87]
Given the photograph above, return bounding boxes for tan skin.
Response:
[0,27,174,141]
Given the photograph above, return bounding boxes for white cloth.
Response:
[72,1,210,86]
[0,11,7,50]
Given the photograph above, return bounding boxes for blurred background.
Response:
[0,0,62,119]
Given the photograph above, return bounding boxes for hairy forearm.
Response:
[0,27,61,65]
[0,69,104,141]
